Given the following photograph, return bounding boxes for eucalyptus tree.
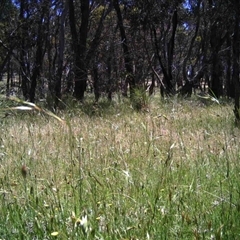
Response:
[207,0,230,98]
[174,0,236,98]
[53,0,68,107]
[86,1,114,101]
[112,0,136,97]
[126,0,184,96]
[179,0,203,96]
[0,0,18,82]
[68,0,112,101]
[10,0,53,102]
[68,0,89,100]
[29,0,52,102]
[232,0,240,121]
[88,4,118,101]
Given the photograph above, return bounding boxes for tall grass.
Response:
[0,96,240,239]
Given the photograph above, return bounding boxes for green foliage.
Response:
[131,87,149,111]
[0,98,239,239]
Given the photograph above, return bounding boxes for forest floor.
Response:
[0,95,240,239]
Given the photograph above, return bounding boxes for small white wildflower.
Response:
[170,143,175,149]
[109,146,115,151]
[28,149,32,156]
[160,206,166,215]
[51,232,59,236]
[122,170,130,178]
[212,200,220,206]
[124,148,130,154]
[112,124,119,130]
[80,215,88,230]
[122,169,133,184]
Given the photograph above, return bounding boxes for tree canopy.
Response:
[0,0,239,116]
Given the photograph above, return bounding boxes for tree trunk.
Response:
[19,0,29,100]
[106,45,113,101]
[0,51,10,82]
[29,13,46,102]
[232,0,240,122]
[68,0,89,101]
[210,49,223,98]
[86,4,112,101]
[93,60,100,102]
[226,33,234,98]
[167,10,177,90]
[55,2,68,108]
[151,10,178,97]
[113,0,135,97]
[182,1,201,96]
[209,1,226,98]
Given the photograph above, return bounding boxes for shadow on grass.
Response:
[55,94,132,118]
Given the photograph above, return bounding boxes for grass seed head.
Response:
[21,165,27,178]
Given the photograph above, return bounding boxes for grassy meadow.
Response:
[1,95,240,239]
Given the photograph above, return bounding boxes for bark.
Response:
[19,0,29,99]
[113,0,135,97]
[6,58,10,96]
[86,4,112,66]
[86,4,112,101]
[151,10,178,97]
[106,45,113,101]
[149,73,155,96]
[232,0,240,121]
[210,52,222,98]
[226,33,234,98]
[29,3,48,102]
[209,1,226,98]
[167,10,177,87]
[29,46,42,102]
[0,52,11,81]
[55,2,68,108]
[182,0,201,96]
[93,61,100,102]
[68,0,89,101]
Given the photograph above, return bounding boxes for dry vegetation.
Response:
[0,96,240,239]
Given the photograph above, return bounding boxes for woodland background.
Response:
[0,0,239,116]
[1,1,240,239]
